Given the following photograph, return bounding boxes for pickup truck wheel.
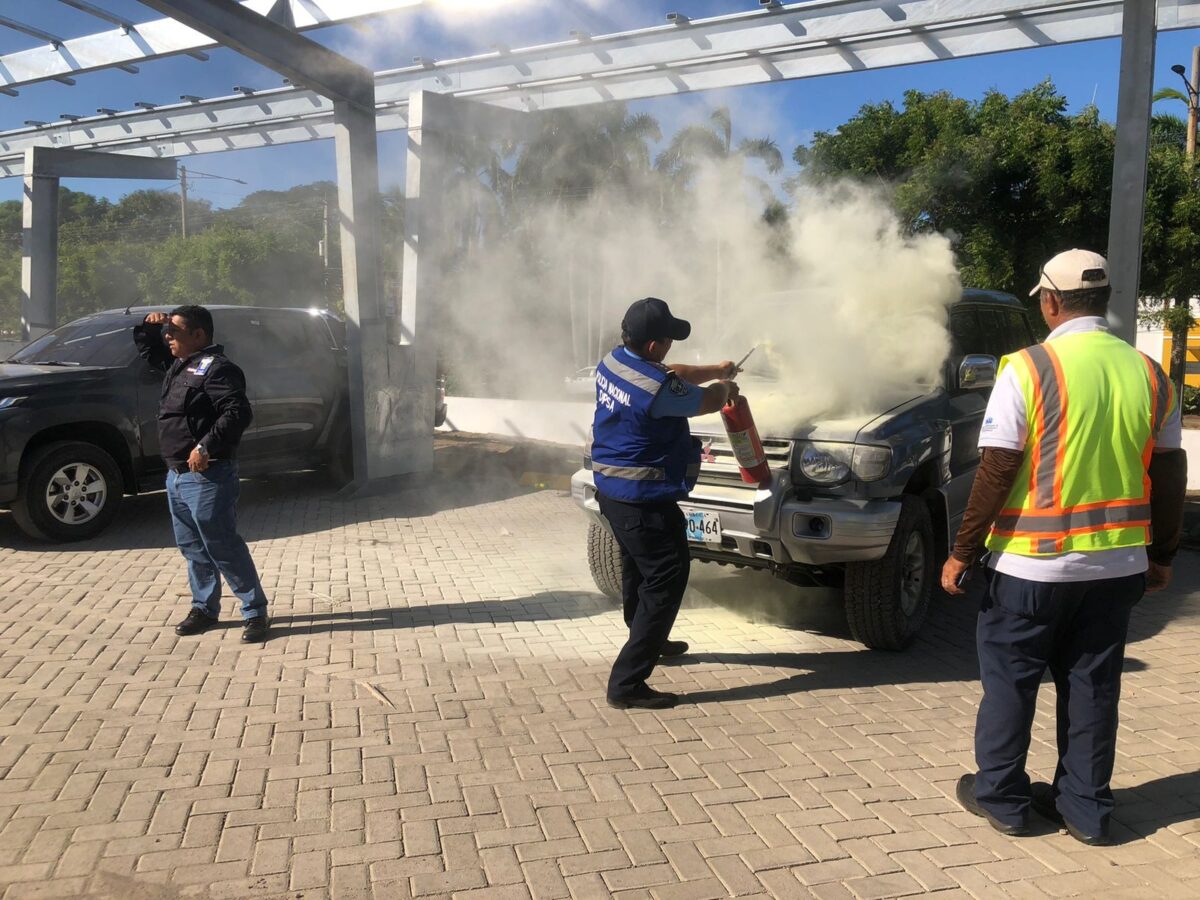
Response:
[12,441,123,542]
[587,522,624,603]
[843,495,934,650]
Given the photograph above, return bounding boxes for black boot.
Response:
[175,609,218,636]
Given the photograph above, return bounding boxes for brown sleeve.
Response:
[950,447,1025,563]
[1147,448,1188,566]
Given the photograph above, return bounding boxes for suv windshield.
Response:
[9,318,136,368]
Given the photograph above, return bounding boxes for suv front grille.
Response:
[695,432,791,484]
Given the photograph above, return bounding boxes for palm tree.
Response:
[654,106,784,197]
[654,107,786,322]
[510,103,663,364]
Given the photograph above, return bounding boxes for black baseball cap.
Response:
[622,297,691,344]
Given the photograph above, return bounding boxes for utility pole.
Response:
[1189,45,1199,158]
[179,165,188,238]
[321,192,331,269]
[1168,49,1200,400]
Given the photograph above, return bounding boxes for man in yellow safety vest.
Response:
[941,249,1187,845]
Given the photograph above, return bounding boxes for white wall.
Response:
[442,395,1200,489]
[438,396,592,448]
[1180,429,1200,491]
[1136,326,1164,363]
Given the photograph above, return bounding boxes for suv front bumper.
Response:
[571,469,900,567]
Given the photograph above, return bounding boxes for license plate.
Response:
[685,510,721,543]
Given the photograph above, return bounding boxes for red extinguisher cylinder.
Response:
[719,395,772,486]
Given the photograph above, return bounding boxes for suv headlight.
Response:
[0,396,25,410]
[795,441,891,485]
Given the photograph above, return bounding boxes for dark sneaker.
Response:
[1030,782,1112,846]
[175,609,218,636]
[241,616,269,643]
[956,774,1029,836]
[660,640,690,658]
[607,685,679,710]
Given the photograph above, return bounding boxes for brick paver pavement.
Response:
[1,442,1198,899]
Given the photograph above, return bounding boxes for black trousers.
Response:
[974,569,1144,836]
[597,494,691,698]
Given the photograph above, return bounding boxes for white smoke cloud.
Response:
[435,150,960,437]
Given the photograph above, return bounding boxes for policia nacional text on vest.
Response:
[591,347,702,502]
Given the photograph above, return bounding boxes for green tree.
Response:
[143,222,323,308]
[0,243,19,340]
[1140,136,1200,398]
[56,240,155,321]
[795,82,1113,299]
[1147,92,1199,397]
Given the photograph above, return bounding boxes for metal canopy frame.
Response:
[1,0,1176,470]
[0,0,1194,177]
[20,147,177,340]
[0,0,420,94]
[134,0,399,489]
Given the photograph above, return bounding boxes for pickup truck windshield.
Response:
[9,320,137,368]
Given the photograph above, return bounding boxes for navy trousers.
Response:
[166,461,268,621]
[598,494,690,699]
[974,569,1144,836]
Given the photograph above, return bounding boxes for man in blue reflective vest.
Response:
[594,297,741,710]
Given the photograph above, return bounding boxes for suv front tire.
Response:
[843,495,935,650]
[586,521,624,603]
[12,441,124,542]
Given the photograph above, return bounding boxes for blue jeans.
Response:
[974,569,1144,836]
[165,461,268,621]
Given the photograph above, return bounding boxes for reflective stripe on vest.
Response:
[600,351,662,396]
[985,330,1172,557]
[593,462,666,481]
[590,346,701,502]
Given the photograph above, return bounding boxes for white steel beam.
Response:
[0,0,421,92]
[1,0,1198,177]
[137,0,376,110]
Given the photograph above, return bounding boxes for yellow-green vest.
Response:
[986,329,1174,557]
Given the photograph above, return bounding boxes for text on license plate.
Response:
[685,510,721,543]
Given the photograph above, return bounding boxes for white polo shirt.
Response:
[979,316,1182,582]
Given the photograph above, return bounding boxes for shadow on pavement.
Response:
[1113,770,1200,840]
[267,590,615,638]
[677,644,981,703]
[0,434,575,553]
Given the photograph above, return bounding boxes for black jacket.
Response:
[133,323,254,467]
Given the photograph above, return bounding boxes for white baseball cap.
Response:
[1029,248,1109,296]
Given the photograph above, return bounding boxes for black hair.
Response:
[621,330,653,357]
[1055,285,1110,317]
[170,305,214,341]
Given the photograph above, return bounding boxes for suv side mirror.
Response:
[958,354,997,391]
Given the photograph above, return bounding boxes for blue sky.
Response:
[2,1,1200,207]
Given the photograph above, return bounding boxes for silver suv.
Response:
[571,290,1036,650]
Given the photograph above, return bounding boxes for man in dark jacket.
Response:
[134,305,270,643]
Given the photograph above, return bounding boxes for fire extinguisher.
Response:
[720,394,771,486]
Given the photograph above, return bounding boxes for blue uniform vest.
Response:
[591,346,701,503]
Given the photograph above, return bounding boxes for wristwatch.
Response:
[194,444,208,456]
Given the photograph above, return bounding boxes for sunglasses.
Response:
[162,324,192,336]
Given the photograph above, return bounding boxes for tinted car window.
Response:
[1001,308,1033,350]
[10,318,137,368]
[949,308,985,356]
[215,327,256,366]
[978,307,1032,359]
[261,315,315,360]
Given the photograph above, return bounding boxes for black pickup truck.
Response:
[0,306,445,542]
